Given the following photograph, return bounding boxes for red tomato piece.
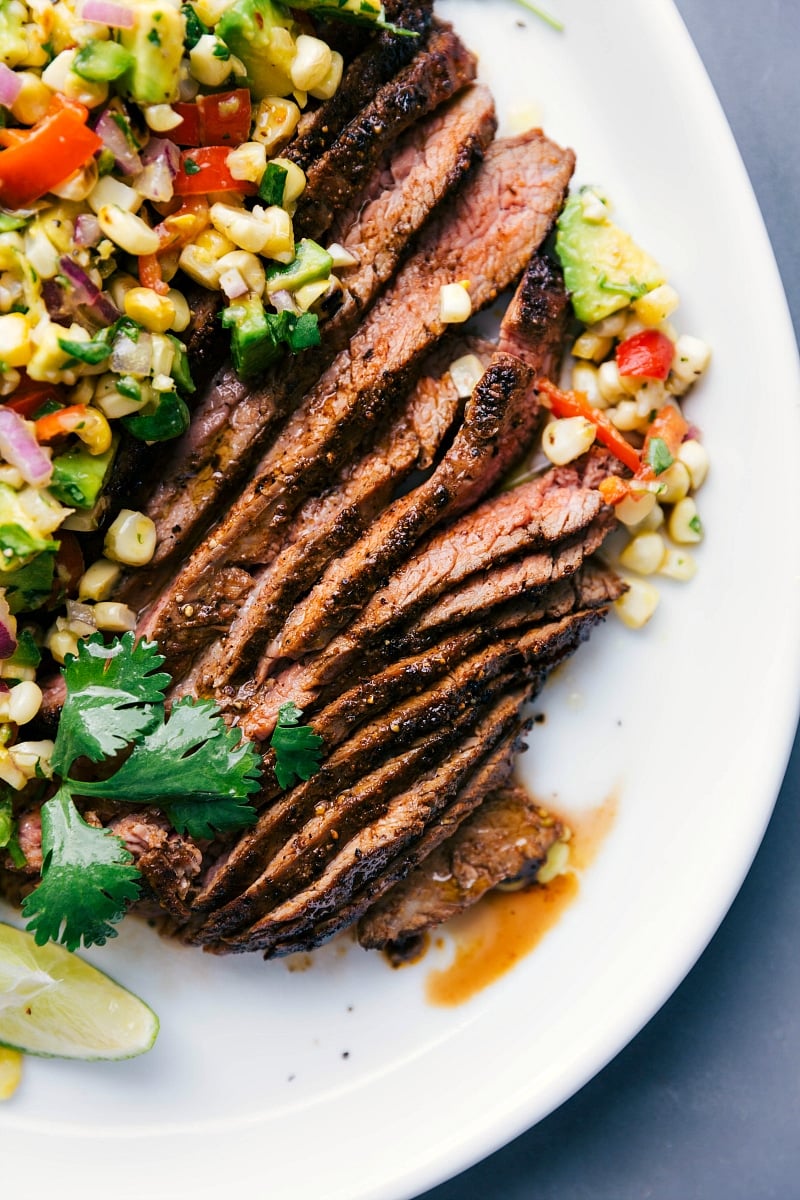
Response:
[173,146,255,195]
[173,90,252,147]
[616,329,675,380]
[3,379,67,420]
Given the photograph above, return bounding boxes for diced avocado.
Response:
[217,0,297,100]
[266,239,332,295]
[122,390,190,442]
[0,0,27,68]
[167,335,196,394]
[49,441,117,510]
[1,550,56,615]
[221,294,280,379]
[555,187,666,325]
[0,485,58,574]
[119,1,184,105]
[73,39,135,82]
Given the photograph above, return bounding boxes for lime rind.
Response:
[0,922,159,1060]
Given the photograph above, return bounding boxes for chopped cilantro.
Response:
[646,436,674,476]
[689,514,703,535]
[270,702,324,791]
[57,335,113,366]
[147,26,161,45]
[597,274,649,301]
[183,157,201,175]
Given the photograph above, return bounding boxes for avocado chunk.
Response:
[1,552,56,615]
[266,239,332,295]
[217,0,297,100]
[555,187,666,325]
[49,441,117,510]
[0,485,59,574]
[221,294,280,379]
[118,1,184,105]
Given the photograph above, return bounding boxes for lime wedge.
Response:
[0,922,158,1060]
[0,1047,23,1099]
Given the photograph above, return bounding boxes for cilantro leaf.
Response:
[646,436,674,476]
[21,788,141,953]
[162,796,258,841]
[270,702,324,791]
[52,633,170,776]
[75,696,262,808]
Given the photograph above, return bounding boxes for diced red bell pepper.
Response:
[173,88,252,147]
[616,329,675,380]
[538,379,642,476]
[34,404,91,443]
[0,101,102,209]
[642,403,688,462]
[138,252,169,295]
[173,146,256,195]
[3,378,67,420]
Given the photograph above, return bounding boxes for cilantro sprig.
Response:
[21,634,265,953]
[270,702,325,791]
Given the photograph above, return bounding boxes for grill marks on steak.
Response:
[263,249,569,669]
[184,336,491,695]
[127,30,481,591]
[139,130,575,682]
[357,785,567,950]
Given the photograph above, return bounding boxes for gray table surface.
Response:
[420,2,800,1198]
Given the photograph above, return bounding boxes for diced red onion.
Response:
[0,63,22,108]
[42,279,73,327]
[111,329,153,377]
[74,213,102,248]
[0,680,10,693]
[0,408,53,488]
[81,0,135,28]
[58,256,120,327]
[271,289,300,315]
[135,138,180,203]
[94,107,142,177]
[220,268,248,300]
[0,595,15,662]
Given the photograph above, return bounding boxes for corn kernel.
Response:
[294,278,330,312]
[226,141,267,184]
[217,250,266,296]
[614,577,659,630]
[309,51,343,101]
[597,360,629,404]
[677,438,709,490]
[633,283,680,327]
[0,1048,23,1101]
[252,97,301,155]
[668,496,703,544]
[144,104,183,132]
[619,532,666,576]
[668,335,712,395]
[94,601,137,632]
[96,206,159,256]
[190,34,236,87]
[166,289,191,333]
[104,509,157,567]
[10,71,52,124]
[615,488,657,528]
[657,460,691,504]
[572,331,613,362]
[448,354,484,399]
[0,313,32,368]
[7,681,42,727]
[658,547,697,581]
[270,158,307,208]
[124,287,176,334]
[608,399,645,433]
[88,174,142,215]
[439,282,472,324]
[45,628,80,666]
[571,362,605,408]
[290,35,332,92]
[542,416,597,466]
[78,557,122,602]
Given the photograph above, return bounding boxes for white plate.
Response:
[3,2,800,1197]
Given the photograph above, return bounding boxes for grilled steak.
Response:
[139,130,576,683]
[126,29,481,588]
[358,785,567,950]
[263,249,569,667]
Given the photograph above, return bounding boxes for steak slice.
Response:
[357,785,567,950]
[140,130,575,681]
[184,336,492,695]
[241,473,604,740]
[285,1,434,171]
[294,23,477,239]
[218,687,531,954]
[193,562,620,916]
[277,721,528,953]
[263,249,569,668]
[126,31,482,590]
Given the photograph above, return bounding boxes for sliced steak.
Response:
[264,248,569,667]
[126,31,482,591]
[294,23,477,239]
[185,336,492,695]
[219,687,530,954]
[241,472,604,740]
[283,721,528,952]
[358,785,567,949]
[109,812,202,921]
[140,130,575,681]
[285,2,434,171]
